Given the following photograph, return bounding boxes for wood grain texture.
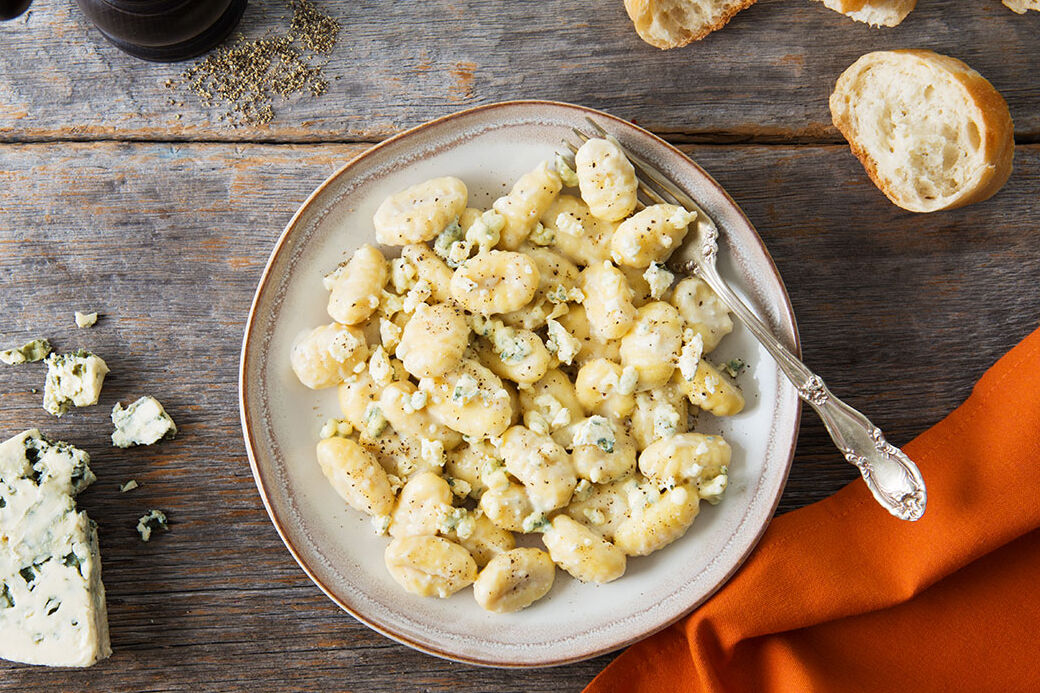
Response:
[0,141,1037,690]
[0,0,1037,143]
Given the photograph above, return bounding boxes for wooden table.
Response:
[0,1,1037,690]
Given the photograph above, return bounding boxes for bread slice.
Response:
[830,50,1015,213]
[1003,0,1039,13]
[816,0,916,26]
[624,0,757,49]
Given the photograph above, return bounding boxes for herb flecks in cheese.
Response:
[74,312,98,329]
[43,351,109,418]
[0,429,111,667]
[0,338,52,365]
[136,510,168,542]
[111,396,177,448]
[573,416,616,453]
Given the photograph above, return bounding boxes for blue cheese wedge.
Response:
[0,429,111,668]
[43,350,109,417]
[111,396,177,448]
[0,338,52,365]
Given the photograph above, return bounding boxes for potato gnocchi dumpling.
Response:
[292,148,746,612]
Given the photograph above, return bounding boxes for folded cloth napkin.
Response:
[586,326,1040,693]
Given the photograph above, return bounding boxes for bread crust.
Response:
[624,0,759,50]
[830,49,1014,213]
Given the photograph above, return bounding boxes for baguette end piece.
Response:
[625,0,759,49]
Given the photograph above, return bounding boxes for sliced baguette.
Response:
[817,0,916,26]
[1003,0,1040,13]
[624,0,757,49]
[830,50,1015,213]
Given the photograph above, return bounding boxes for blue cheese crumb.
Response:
[0,338,52,365]
[111,396,177,448]
[452,373,480,404]
[74,312,98,329]
[643,263,674,299]
[136,510,168,542]
[521,511,550,533]
[573,416,616,453]
[44,351,109,417]
[119,480,139,493]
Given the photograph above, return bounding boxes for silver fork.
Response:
[564,119,926,521]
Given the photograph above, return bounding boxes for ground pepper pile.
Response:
[165,0,341,127]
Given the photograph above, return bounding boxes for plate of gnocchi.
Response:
[240,100,801,667]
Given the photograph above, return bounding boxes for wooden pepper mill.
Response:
[0,0,248,62]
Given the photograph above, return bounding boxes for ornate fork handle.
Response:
[686,258,927,521]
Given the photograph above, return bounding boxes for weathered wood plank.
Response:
[0,141,1037,690]
[0,1,1037,143]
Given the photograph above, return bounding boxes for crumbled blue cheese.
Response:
[327,329,364,363]
[573,416,616,453]
[386,474,404,495]
[320,418,353,439]
[528,223,555,246]
[678,330,704,382]
[617,366,639,396]
[0,338,52,365]
[546,285,585,304]
[452,373,480,404]
[669,207,697,229]
[419,438,446,468]
[572,478,593,502]
[445,476,472,499]
[403,390,427,413]
[521,511,550,533]
[74,312,98,329]
[0,429,111,667]
[379,318,402,352]
[722,359,746,378]
[368,346,393,386]
[119,480,139,493]
[554,153,579,187]
[402,279,432,313]
[555,212,584,237]
[652,402,681,439]
[111,396,177,448]
[480,458,510,492]
[439,507,476,539]
[43,351,109,417]
[545,319,580,366]
[362,404,388,438]
[464,210,504,253]
[136,510,168,542]
[643,263,674,300]
[624,478,662,511]
[389,257,418,294]
[371,514,391,536]
[533,393,572,432]
[378,290,405,318]
[433,218,468,268]
[699,470,729,504]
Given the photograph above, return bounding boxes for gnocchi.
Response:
[292,147,746,613]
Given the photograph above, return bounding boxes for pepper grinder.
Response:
[1,0,248,62]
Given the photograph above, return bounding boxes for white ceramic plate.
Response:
[240,101,801,667]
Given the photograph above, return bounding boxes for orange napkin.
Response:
[586,325,1040,693]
